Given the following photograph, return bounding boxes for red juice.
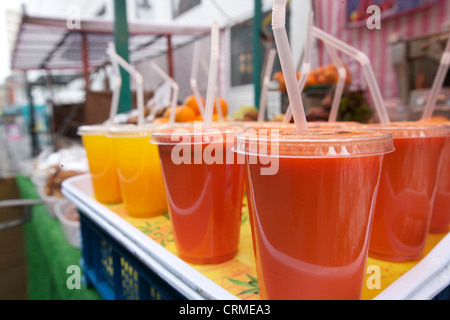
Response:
[236,128,394,300]
[153,126,245,265]
[430,130,450,234]
[366,123,447,262]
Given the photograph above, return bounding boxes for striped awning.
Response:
[11,15,213,72]
[313,0,450,100]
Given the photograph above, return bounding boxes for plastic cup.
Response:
[307,121,361,129]
[78,125,122,204]
[234,127,394,300]
[361,122,448,262]
[107,124,169,218]
[426,120,450,234]
[430,133,450,233]
[151,124,246,265]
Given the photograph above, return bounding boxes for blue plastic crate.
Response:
[79,212,187,300]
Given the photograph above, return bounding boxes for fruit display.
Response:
[153,94,229,123]
[273,64,352,92]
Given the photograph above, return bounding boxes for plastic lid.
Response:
[235,127,395,158]
[360,121,450,139]
[77,124,114,136]
[243,122,295,130]
[107,124,169,138]
[151,125,245,145]
[307,121,361,128]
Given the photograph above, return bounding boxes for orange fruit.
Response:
[306,72,318,87]
[175,106,196,123]
[152,117,169,124]
[164,106,182,119]
[183,95,205,116]
[213,98,228,116]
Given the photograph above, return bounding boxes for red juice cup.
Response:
[235,127,394,300]
[151,124,245,265]
[427,120,450,234]
[364,122,448,262]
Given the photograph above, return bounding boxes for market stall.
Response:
[5,0,450,302]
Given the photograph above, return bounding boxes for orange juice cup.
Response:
[151,125,245,265]
[235,127,394,300]
[108,124,169,218]
[78,125,122,204]
[364,122,448,262]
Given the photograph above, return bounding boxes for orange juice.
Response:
[235,128,394,300]
[78,125,122,204]
[108,125,168,218]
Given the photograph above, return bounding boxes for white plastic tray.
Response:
[62,173,450,300]
[62,173,238,300]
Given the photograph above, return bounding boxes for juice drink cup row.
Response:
[77,119,448,300]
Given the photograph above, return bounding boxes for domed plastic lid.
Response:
[235,127,395,158]
[77,125,113,136]
[151,124,245,145]
[361,121,450,139]
[307,121,361,129]
[107,124,171,138]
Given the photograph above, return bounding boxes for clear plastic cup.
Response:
[78,125,122,204]
[307,121,361,129]
[361,122,448,262]
[424,120,450,234]
[108,124,169,218]
[234,127,394,300]
[150,124,246,265]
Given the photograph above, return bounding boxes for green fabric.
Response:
[15,175,102,300]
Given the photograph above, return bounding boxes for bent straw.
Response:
[310,26,391,126]
[422,35,450,120]
[273,0,308,133]
[325,43,347,123]
[190,41,206,118]
[107,42,122,124]
[203,21,220,130]
[107,45,145,126]
[150,62,179,124]
[199,49,224,122]
[215,87,224,122]
[283,11,314,124]
[258,47,277,122]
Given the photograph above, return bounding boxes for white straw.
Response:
[282,11,314,124]
[258,48,277,122]
[107,45,145,126]
[150,62,179,124]
[203,21,220,130]
[272,0,308,134]
[311,26,391,126]
[190,41,206,118]
[325,43,347,123]
[422,36,450,120]
[107,43,122,125]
